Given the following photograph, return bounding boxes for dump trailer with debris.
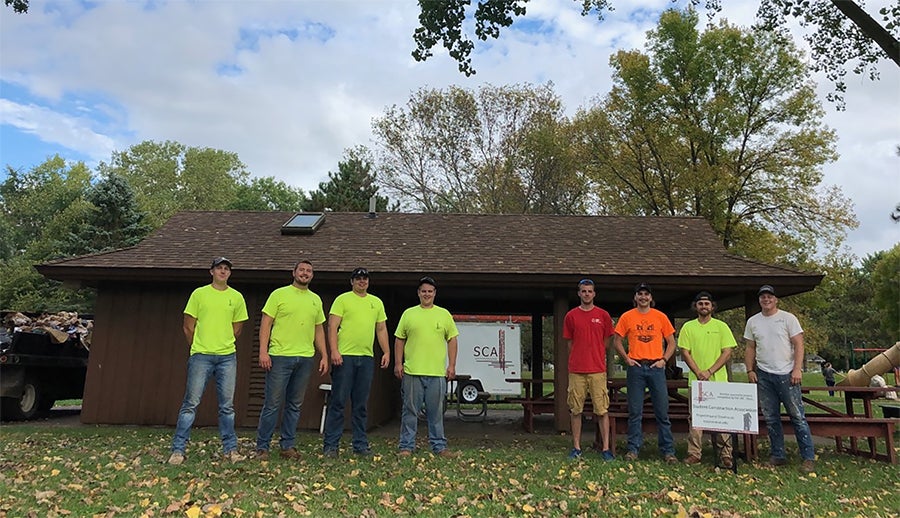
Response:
[0,312,91,420]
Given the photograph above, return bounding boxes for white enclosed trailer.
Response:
[453,321,522,402]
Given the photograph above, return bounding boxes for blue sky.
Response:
[1,0,897,259]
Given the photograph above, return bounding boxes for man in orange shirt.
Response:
[613,283,677,463]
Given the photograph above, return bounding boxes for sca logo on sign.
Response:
[473,345,499,358]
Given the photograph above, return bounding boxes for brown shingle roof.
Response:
[39,211,805,273]
[39,211,818,287]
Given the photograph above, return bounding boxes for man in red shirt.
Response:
[563,279,615,460]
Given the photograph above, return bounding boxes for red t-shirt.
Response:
[563,306,614,373]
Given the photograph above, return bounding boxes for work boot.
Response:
[800,460,815,473]
[683,455,701,465]
[254,450,269,461]
[280,448,301,460]
[167,452,185,466]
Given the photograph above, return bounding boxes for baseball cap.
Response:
[350,267,369,279]
[211,257,232,269]
[758,285,777,296]
[694,291,714,303]
[418,276,436,288]
[634,282,652,294]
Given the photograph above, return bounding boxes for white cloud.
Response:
[0,99,117,162]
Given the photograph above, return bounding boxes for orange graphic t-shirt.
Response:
[614,308,675,360]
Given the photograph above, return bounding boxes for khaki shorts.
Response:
[567,372,609,415]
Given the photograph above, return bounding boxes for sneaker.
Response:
[353,449,373,457]
[437,449,460,458]
[398,450,412,457]
[663,454,678,464]
[624,451,638,461]
[225,450,246,463]
[280,448,301,460]
[167,452,185,465]
[601,450,615,461]
[568,448,583,460]
[720,457,734,469]
[683,455,702,465]
[255,450,269,461]
[800,460,815,473]
[323,449,338,458]
[769,456,787,467]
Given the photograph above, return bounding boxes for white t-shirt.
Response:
[743,309,803,375]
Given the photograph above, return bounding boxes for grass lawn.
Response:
[1,422,898,517]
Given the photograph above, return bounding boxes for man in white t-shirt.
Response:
[743,285,815,474]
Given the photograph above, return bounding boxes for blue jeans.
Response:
[757,369,815,461]
[171,353,238,455]
[255,355,314,451]
[323,355,375,453]
[399,374,447,453]
[625,363,675,456]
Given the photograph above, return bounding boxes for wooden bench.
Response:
[503,397,596,433]
[750,414,897,464]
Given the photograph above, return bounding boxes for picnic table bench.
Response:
[505,378,897,463]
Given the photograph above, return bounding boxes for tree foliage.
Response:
[413,0,899,105]
[572,9,856,258]
[871,244,900,338]
[304,147,396,213]
[372,83,590,214]
[228,176,309,211]
[3,0,28,14]
[96,140,249,229]
[61,174,151,256]
[796,252,894,367]
[0,143,313,312]
[0,157,96,311]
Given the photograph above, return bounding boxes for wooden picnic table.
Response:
[797,385,896,463]
[504,377,896,463]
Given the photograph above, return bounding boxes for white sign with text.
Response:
[690,381,759,434]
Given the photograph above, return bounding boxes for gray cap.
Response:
[211,257,232,269]
[758,284,776,296]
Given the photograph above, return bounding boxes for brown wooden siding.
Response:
[81,282,400,431]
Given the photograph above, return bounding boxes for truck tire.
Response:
[1,376,42,420]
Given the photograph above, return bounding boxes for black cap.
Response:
[418,276,436,288]
[350,267,369,279]
[634,282,652,294]
[211,257,232,269]
[758,284,776,296]
[694,291,714,303]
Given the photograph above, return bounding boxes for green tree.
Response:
[0,156,95,311]
[305,147,396,212]
[228,176,309,211]
[413,0,898,105]
[0,157,94,261]
[572,9,856,258]
[373,83,589,214]
[872,244,900,338]
[61,174,151,256]
[97,140,249,228]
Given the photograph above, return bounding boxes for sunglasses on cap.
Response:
[578,279,594,286]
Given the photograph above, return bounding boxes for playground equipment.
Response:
[837,341,900,387]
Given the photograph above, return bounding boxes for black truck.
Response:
[0,315,90,420]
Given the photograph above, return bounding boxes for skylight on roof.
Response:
[281,212,325,235]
